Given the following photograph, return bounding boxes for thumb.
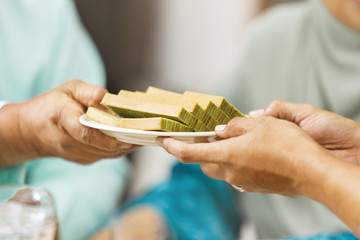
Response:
[215,117,255,139]
[61,79,108,109]
[250,100,311,125]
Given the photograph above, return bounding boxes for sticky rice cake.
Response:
[101,93,200,131]
[86,107,192,132]
[146,86,229,127]
[184,91,245,119]
[118,90,209,131]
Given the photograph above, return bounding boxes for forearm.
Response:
[305,151,360,236]
[0,103,37,167]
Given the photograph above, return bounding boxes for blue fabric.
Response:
[116,162,240,240]
[283,232,358,240]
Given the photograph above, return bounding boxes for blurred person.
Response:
[158,101,360,238]
[0,1,138,239]
[222,0,360,237]
[92,0,360,239]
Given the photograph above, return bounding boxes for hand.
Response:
[91,207,167,240]
[250,100,360,164]
[0,79,138,166]
[157,116,331,197]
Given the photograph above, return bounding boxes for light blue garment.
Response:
[225,0,360,238]
[0,1,131,239]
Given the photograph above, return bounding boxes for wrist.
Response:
[303,152,360,234]
[300,148,345,204]
[0,103,39,167]
[297,145,337,199]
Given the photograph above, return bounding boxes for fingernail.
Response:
[248,109,265,118]
[215,125,226,131]
[156,137,164,147]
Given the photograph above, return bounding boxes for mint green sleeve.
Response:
[0,164,27,185]
[0,0,106,186]
[34,0,106,94]
[11,1,132,240]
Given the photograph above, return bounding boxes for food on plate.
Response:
[86,107,192,132]
[86,87,245,132]
[184,91,245,119]
[146,87,227,128]
[118,90,209,131]
[101,93,200,131]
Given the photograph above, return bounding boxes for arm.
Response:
[307,154,360,236]
[0,80,137,168]
[157,115,360,236]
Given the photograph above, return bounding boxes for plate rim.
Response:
[79,114,217,137]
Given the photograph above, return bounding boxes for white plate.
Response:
[79,114,218,146]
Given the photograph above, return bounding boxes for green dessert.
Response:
[86,107,192,132]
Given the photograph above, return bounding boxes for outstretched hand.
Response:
[157,101,360,236]
[0,79,138,166]
[157,116,331,197]
[249,100,360,164]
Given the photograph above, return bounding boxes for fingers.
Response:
[249,100,316,125]
[60,133,133,156]
[62,79,108,108]
[56,80,137,162]
[263,100,300,121]
[157,137,228,164]
[200,163,225,181]
[58,81,132,152]
[59,142,136,164]
[215,117,256,139]
[55,135,137,164]
[62,148,127,164]
[59,101,134,152]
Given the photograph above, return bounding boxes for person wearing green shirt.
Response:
[0,1,138,239]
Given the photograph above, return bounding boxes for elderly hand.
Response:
[157,116,334,197]
[0,79,138,166]
[249,100,360,164]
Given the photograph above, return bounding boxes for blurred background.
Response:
[74,0,301,198]
[74,0,297,94]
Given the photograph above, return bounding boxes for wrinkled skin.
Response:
[157,100,360,236]
[0,79,139,166]
[257,100,360,164]
[158,113,327,196]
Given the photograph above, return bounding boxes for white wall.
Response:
[144,0,261,95]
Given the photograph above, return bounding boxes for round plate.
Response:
[79,114,218,146]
